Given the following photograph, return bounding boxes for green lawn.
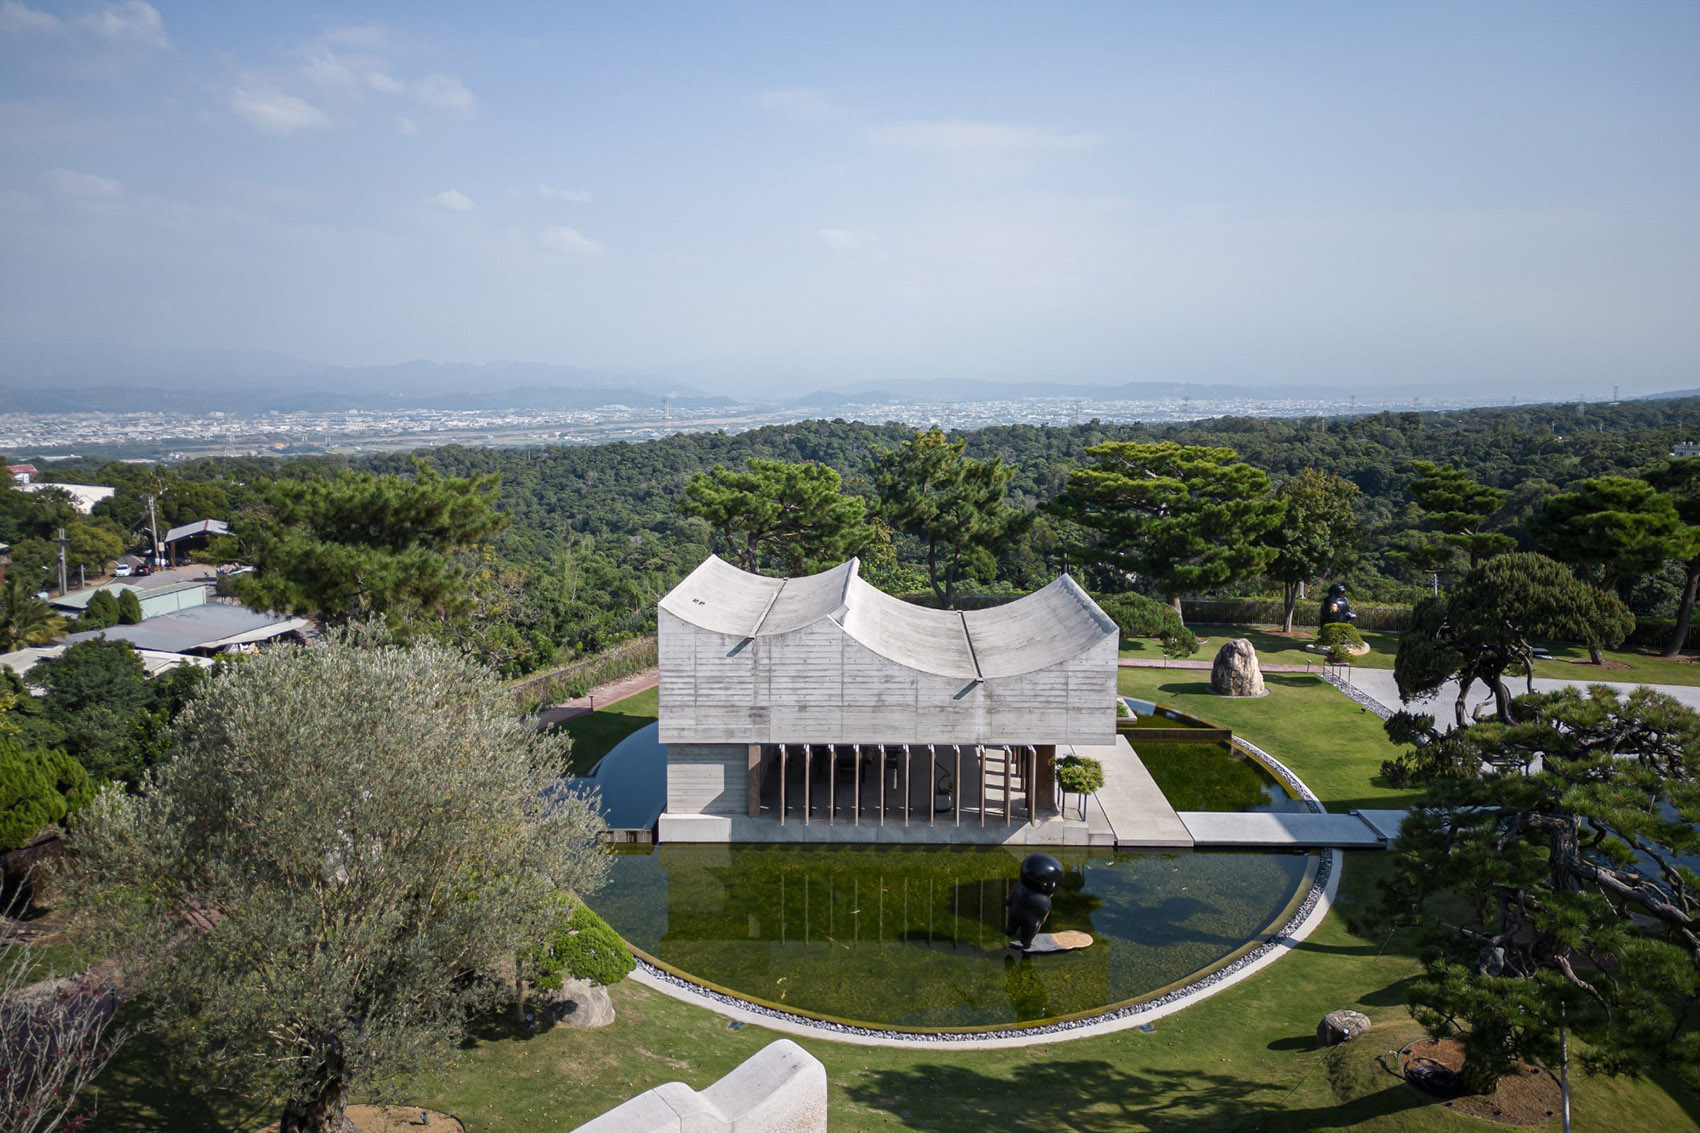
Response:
[73,679,1700,1131]
[554,686,658,775]
[1125,622,1700,688]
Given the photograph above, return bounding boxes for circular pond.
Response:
[592,842,1315,1030]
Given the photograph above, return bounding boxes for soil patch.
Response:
[259,1105,464,1133]
[1400,1038,1562,1126]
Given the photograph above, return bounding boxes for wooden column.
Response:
[1033,744,1058,818]
[853,744,862,826]
[747,744,763,818]
[1027,745,1038,825]
[1004,746,1013,827]
[803,745,812,825]
[903,745,911,826]
[954,746,962,827]
[779,744,788,825]
[828,744,836,826]
[978,745,987,828]
[928,745,937,828]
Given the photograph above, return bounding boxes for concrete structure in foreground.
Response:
[656,555,1120,843]
[574,1038,826,1132]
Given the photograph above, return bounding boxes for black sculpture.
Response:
[1004,853,1063,951]
[1319,582,1357,627]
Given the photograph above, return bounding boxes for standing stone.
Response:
[1210,638,1266,697]
[537,978,616,1027]
[1316,1009,1372,1046]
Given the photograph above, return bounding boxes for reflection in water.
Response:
[593,843,1311,1028]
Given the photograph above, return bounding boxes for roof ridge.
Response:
[747,576,789,638]
[958,609,985,683]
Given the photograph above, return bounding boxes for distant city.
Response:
[1,391,1517,463]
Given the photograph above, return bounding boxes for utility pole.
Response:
[146,492,162,568]
[57,526,69,595]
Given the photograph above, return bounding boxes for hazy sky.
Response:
[2,1,1697,397]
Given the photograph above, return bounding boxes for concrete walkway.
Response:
[1086,734,1194,848]
[1346,667,1700,731]
[534,667,659,729]
[1179,810,1387,848]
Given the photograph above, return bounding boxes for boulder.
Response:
[1210,638,1266,697]
[1315,1009,1372,1047]
[537,978,615,1028]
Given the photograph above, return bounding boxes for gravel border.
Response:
[1321,671,1396,719]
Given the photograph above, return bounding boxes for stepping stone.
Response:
[1016,930,1093,953]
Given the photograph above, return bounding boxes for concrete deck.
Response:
[1178,810,1387,848]
[1086,735,1195,848]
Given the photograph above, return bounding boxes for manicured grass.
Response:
[1125,621,1700,688]
[1122,622,1402,671]
[72,676,1700,1130]
[555,687,658,775]
[1119,669,1423,813]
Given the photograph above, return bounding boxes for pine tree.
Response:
[1264,468,1360,633]
[679,457,881,575]
[1048,442,1283,620]
[1408,460,1516,570]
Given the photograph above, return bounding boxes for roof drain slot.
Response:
[958,610,984,684]
[732,578,788,655]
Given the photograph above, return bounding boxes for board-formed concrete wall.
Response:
[660,609,1117,745]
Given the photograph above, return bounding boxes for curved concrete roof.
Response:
[659,555,1116,679]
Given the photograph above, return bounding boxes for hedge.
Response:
[511,635,657,707]
[1183,597,1412,632]
[1629,616,1700,652]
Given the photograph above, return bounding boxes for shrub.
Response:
[81,589,120,630]
[1055,755,1105,796]
[116,588,143,625]
[1096,592,1198,658]
[530,902,634,989]
[0,740,93,852]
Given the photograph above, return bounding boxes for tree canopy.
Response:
[64,636,607,1133]
[1048,442,1283,618]
[1392,552,1632,726]
[1264,467,1361,632]
[0,571,65,651]
[871,428,1030,607]
[1642,457,1700,657]
[1381,686,1700,1095]
[679,457,881,576]
[1408,460,1516,570]
[228,460,506,634]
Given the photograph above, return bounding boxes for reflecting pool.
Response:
[593,843,1313,1029]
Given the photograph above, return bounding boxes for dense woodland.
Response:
[7,398,1700,680]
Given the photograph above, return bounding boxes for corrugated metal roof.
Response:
[163,518,230,544]
[64,603,302,654]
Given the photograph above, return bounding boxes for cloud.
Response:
[413,73,474,116]
[81,1,166,47]
[816,227,861,251]
[539,225,604,256]
[538,184,592,203]
[230,89,328,135]
[0,1,59,34]
[869,120,1096,153]
[428,188,473,211]
[0,1,168,47]
[47,167,122,197]
[758,87,835,122]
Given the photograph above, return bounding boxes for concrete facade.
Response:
[655,556,1120,841]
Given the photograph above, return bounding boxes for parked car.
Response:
[113,562,133,577]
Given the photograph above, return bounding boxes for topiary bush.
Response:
[530,901,634,989]
[81,589,121,631]
[1096,592,1198,658]
[1315,622,1366,663]
[0,739,93,852]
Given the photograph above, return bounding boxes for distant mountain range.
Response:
[0,353,733,413]
[791,378,1358,407]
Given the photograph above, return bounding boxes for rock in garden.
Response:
[1210,638,1266,697]
[537,978,615,1028]
[1315,1009,1372,1046]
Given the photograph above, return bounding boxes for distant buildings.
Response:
[1672,441,1700,458]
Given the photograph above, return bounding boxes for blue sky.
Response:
[2,1,1697,397]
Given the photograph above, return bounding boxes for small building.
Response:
[162,518,230,565]
[52,580,211,621]
[63,602,309,657]
[1672,441,1700,459]
[6,463,37,485]
[17,482,115,514]
[655,555,1119,842]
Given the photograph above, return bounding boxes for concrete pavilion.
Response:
[655,555,1121,843]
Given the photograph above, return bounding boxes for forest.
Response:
[7,396,1700,678]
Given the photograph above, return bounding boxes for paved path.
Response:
[1178,810,1387,848]
[534,667,659,729]
[1086,734,1194,847]
[1346,667,1700,730]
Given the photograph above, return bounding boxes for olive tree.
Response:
[63,637,607,1133]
